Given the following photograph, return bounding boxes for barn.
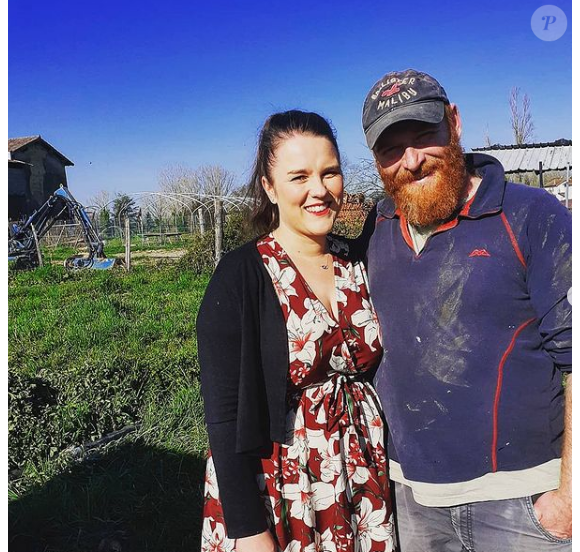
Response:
[8,135,74,220]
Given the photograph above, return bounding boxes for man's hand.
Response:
[235,529,277,552]
[533,489,572,539]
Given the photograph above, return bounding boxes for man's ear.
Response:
[448,103,463,140]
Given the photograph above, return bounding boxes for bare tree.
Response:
[483,124,493,147]
[342,159,385,202]
[158,164,206,233]
[200,165,236,257]
[86,189,112,234]
[87,189,111,211]
[142,194,172,233]
[199,165,236,197]
[509,87,535,145]
[156,164,238,234]
[158,164,201,196]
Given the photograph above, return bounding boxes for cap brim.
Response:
[365,101,445,150]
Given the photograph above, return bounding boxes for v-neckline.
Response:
[269,234,341,325]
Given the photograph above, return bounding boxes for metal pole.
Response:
[539,161,543,188]
[124,217,131,271]
[31,224,43,267]
[199,208,206,234]
[214,198,223,265]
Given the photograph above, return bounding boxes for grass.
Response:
[9,262,211,551]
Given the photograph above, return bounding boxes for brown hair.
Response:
[248,110,340,235]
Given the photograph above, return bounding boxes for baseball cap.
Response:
[362,69,450,150]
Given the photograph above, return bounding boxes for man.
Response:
[358,69,572,551]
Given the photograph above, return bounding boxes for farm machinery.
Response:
[8,185,117,270]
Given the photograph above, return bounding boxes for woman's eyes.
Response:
[290,172,340,182]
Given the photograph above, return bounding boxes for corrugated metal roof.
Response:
[472,141,572,173]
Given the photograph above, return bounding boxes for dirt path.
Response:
[131,249,187,260]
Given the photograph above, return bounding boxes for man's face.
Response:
[373,108,467,227]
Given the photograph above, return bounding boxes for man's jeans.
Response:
[394,482,572,551]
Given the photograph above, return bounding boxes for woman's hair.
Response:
[248,110,340,235]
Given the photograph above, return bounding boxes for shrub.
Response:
[178,231,215,274]
[179,210,256,273]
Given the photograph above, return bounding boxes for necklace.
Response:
[272,232,331,270]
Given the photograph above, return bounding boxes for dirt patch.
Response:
[131,249,187,260]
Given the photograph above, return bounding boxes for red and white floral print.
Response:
[201,516,235,552]
[351,297,381,353]
[353,497,393,552]
[201,235,395,552]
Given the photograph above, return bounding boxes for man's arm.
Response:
[560,374,572,503]
[523,192,572,539]
[534,373,572,539]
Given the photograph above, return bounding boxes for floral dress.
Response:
[201,234,395,552]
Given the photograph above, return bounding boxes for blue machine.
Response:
[8,185,117,270]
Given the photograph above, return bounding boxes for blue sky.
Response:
[9,0,572,203]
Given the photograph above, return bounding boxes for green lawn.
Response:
[9,263,210,552]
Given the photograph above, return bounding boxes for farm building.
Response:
[8,135,74,220]
[472,139,572,209]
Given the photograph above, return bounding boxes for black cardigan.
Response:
[196,236,364,538]
[196,240,289,538]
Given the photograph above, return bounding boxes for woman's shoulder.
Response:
[210,238,265,288]
[198,239,263,323]
[218,238,260,265]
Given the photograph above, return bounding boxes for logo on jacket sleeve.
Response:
[469,248,491,258]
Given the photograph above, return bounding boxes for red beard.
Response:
[380,135,467,227]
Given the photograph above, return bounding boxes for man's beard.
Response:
[380,134,467,227]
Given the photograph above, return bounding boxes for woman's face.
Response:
[262,133,343,239]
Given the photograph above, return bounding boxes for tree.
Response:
[86,190,113,236]
[199,164,236,197]
[157,164,237,234]
[157,164,202,233]
[87,189,111,211]
[483,124,493,147]
[342,158,385,202]
[158,164,201,196]
[144,210,155,233]
[509,87,535,145]
[113,194,138,225]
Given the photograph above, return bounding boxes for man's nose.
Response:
[401,147,425,172]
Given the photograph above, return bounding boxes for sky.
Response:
[8,0,573,204]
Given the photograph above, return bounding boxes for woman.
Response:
[198,110,394,552]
